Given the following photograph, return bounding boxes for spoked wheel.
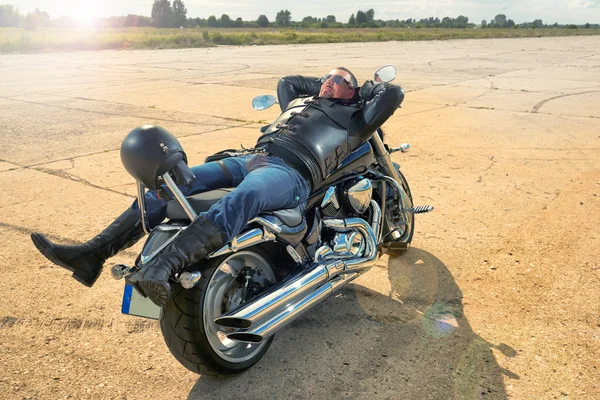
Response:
[160,247,277,375]
[382,164,414,255]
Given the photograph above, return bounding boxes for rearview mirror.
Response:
[252,95,277,110]
[374,65,396,83]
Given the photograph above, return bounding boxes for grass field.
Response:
[1,27,599,53]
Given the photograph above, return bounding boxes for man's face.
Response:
[319,69,355,100]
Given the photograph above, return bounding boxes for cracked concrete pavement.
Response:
[1,36,599,399]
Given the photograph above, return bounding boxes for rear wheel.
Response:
[160,247,277,375]
[382,164,414,255]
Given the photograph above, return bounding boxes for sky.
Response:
[5,0,600,24]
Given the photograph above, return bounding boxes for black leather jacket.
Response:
[256,75,404,189]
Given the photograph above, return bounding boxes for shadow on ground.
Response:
[188,248,518,399]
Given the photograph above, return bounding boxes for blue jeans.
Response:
[131,154,311,243]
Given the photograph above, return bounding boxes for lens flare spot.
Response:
[421,307,459,339]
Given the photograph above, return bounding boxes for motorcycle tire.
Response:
[160,246,277,375]
[382,164,414,255]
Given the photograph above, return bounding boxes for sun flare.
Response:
[62,2,103,27]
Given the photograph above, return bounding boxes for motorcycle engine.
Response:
[316,231,366,261]
[321,178,373,218]
[332,231,365,258]
[316,178,373,261]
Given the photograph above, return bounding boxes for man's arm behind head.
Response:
[276,75,322,111]
[355,80,405,135]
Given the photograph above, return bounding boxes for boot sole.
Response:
[126,267,172,307]
[137,280,171,308]
[30,234,99,287]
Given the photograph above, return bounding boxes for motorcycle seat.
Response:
[165,188,304,227]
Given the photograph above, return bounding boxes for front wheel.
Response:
[160,247,277,375]
[382,164,414,255]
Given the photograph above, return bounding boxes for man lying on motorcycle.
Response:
[31,67,404,307]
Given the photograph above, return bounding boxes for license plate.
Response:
[121,283,161,320]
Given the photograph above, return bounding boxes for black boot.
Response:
[127,216,224,307]
[31,208,145,287]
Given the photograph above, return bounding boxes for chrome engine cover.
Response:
[332,231,366,259]
[345,178,373,214]
[315,230,366,262]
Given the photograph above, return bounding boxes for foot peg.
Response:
[410,205,434,214]
[111,264,132,280]
[389,143,410,153]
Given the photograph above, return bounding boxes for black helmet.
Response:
[120,125,187,191]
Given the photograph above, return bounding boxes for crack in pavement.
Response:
[71,95,258,124]
[477,156,498,184]
[131,62,250,75]
[484,156,497,172]
[0,122,253,174]
[411,102,600,121]
[0,95,256,126]
[44,78,184,96]
[415,49,600,98]
[426,48,547,67]
[29,166,133,198]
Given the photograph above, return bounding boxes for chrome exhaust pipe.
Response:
[227,272,359,343]
[322,207,380,273]
[215,202,382,331]
[214,260,344,329]
[214,201,381,329]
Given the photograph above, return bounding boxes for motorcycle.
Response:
[115,65,433,375]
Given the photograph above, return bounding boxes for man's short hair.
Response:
[336,67,358,88]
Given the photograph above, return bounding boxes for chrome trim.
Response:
[111,264,131,280]
[370,133,402,183]
[214,260,344,329]
[262,229,276,241]
[349,231,366,257]
[325,259,346,276]
[227,272,359,343]
[162,172,197,222]
[136,182,150,235]
[380,175,404,199]
[231,229,263,252]
[389,143,411,154]
[249,217,282,234]
[332,232,365,259]
[314,245,334,262]
[370,200,382,243]
[140,229,183,264]
[179,271,202,289]
[210,244,231,258]
[216,206,382,333]
[323,217,378,273]
[286,245,303,264]
[322,219,346,230]
[345,179,373,214]
[320,186,340,210]
[155,224,186,232]
[210,228,265,258]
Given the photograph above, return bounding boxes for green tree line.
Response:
[1,2,598,30]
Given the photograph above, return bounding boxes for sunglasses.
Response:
[320,74,353,87]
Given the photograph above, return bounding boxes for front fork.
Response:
[369,130,407,189]
[369,131,412,240]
